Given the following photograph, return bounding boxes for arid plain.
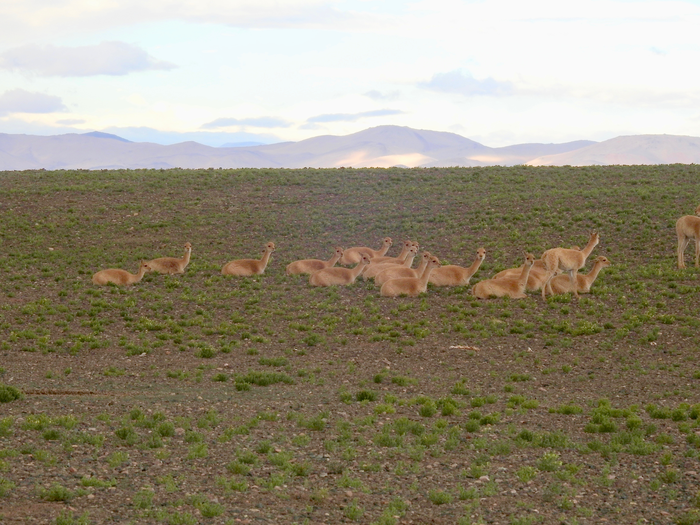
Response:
[1,165,700,524]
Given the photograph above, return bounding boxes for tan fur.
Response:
[676,205,700,268]
[375,252,431,286]
[380,256,441,297]
[472,253,535,299]
[370,240,418,264]
[222,242,275,276]
[286,247,343,275]
[549,256,611,294]
[493,262,548,292]
[363,245,418,280]
[429,247,486,287]
[146,243,192,274]
[309,255,371,286]
[339,237,392,265]
[541,232,600,300]
[92,261,151,286]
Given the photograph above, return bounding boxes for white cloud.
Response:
[0,42,176,77]
[419,70,514,97]
[0,1,377,42]
[0,89,65,115]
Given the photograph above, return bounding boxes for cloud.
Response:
[201,117,293,129]
[0,1,376,42]
[0,42,176,77]
[306,109,404,124]
[364,90,400,101]
[419,70,514,97]
[0,89,66,116]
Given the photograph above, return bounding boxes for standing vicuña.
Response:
[676,205,700,268]
[309,255,371,286]
[429,248,486,286]
[541,232,600,300]
[549,256,611,294]
[222,242,275,276]
[286,247,344,275]
[146,242,192,274]
[380,256,441,297]
[339,237,392,265]
[92,261,152,286]
[472,253,535,299]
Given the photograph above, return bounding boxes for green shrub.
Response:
[0,383,22,403]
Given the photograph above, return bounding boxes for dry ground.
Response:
[1,166,700,525]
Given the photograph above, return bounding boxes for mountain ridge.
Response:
[1,126,699,170]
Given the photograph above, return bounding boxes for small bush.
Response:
[428,489,453,505]
[0,383,22,403]
[39,483,73,502]
[356,390,377,402]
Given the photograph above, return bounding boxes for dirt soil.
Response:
[1,166,700,525]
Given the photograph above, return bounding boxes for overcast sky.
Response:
[1,0,699,147]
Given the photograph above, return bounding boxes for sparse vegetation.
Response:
[1,165,700,523]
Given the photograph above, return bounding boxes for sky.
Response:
[1,0,700,147]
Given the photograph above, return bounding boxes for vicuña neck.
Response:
[468,255,485,274]
[581,235,598,258]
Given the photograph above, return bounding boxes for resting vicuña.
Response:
[362,245,418,280]
[493,260,548,292]
[222,242,275,276]
[549,256,611,294]
[92,261,151,286]
[429,247,486,286]
[541,232,600,300]
[339,237,392,265]
[370,240,417,264]
[380,256,441,297]
[375,251,431,286]
[676,205,700,268]
[472,253,535,299]
[146,242,192,274]
[309,255,371,286]
[286,247,343,275]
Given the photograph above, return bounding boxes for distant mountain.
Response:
[220,141,267,148]
[527,134,700,166]
[1,126,698,170]
[82,131,132,143]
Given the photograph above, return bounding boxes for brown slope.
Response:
[527,134,700,166]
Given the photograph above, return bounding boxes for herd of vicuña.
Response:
[92,206,700,299]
